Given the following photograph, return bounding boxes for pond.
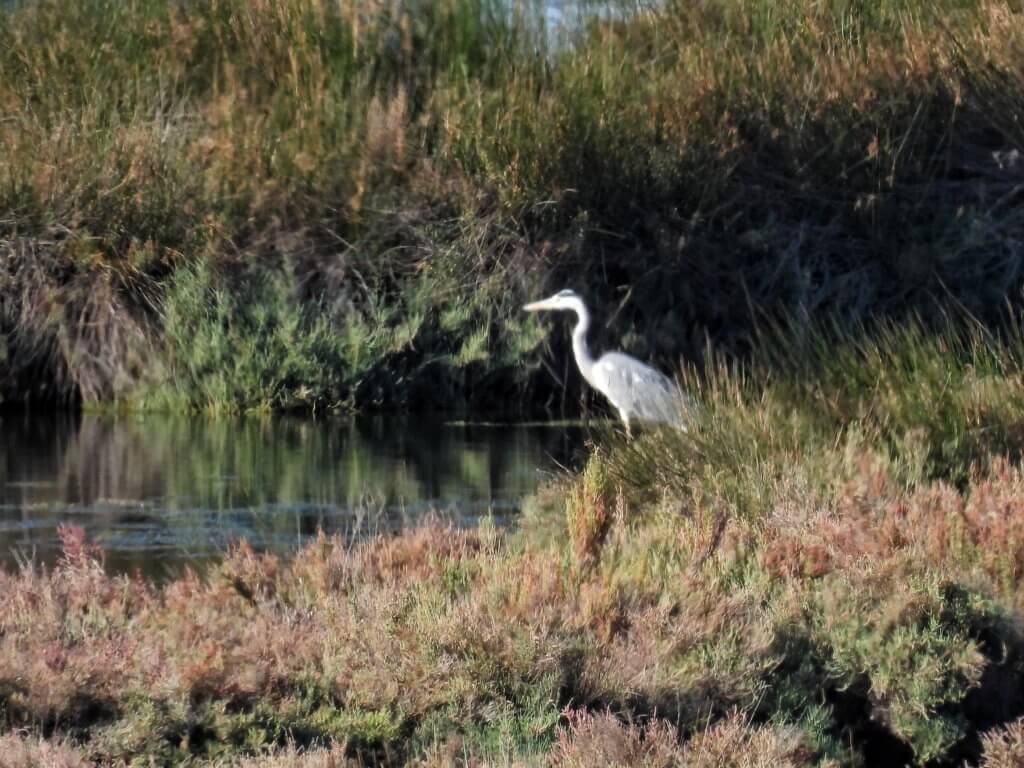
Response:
[0,412,589,579]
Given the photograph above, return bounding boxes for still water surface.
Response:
[0,413,587,578]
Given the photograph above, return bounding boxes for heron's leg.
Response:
[619,410,632,439]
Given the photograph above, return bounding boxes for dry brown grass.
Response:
[679,713,819,768]
[232,743,354,767]
[0,732,90,768]
[760,457,1024,605]
[981,717,1024,768]
[564,453,615,571]
[550,709,687,767]
[550,709,818,768]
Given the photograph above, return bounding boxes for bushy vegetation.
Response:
[2,0,1024,411]
[5,326,1024,764]
[6,0,1024,763]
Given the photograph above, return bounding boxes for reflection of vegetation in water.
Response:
[0,413,585,571]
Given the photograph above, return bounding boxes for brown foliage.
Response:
[565,456,615,570]
[761,457,1024,602]
[679,712,818,768]
[550,709,685,767]
[576,585,777,726]
[981,717,1024,768]
[354,521,485,585]
[551,709,816,768]
[0,240,156,405]
[0,732,90,768]
[234,743,354,767]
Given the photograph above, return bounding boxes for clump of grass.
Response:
[234,743,354,767]
[565,451,616,569]
[0,732,91,768]
[609,318,1024,529]
[550,709,688,766]
[981,718,1024,768]
[678,712,816,768]
[150,260,350,413]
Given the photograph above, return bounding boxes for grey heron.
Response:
[523,289,685,431]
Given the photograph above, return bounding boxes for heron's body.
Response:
[589,352,679,427]
[524,289,684,430]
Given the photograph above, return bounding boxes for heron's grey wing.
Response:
[593,353,679,422]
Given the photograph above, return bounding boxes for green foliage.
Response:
[306,706,405,748]
[153,260,349,413]
[813,578,989,762]
[765,321,1024,483]
[413,676,561,763]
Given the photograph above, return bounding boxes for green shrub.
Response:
[152,260,349,412]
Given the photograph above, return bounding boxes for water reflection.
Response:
[0,412,587,577]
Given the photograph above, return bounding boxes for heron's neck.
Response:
[571,306,597,386]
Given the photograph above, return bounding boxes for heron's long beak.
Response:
[523,298,556,312]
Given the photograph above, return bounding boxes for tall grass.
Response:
[1,0,1024,410]
[606,318,1024,528]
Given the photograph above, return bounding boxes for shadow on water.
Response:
[0,412,589,579]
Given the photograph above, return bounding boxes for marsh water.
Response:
[0,413,588,578]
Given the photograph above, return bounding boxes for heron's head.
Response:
[522,289,584,314]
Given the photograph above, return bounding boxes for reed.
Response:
[1,0,1023,410]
